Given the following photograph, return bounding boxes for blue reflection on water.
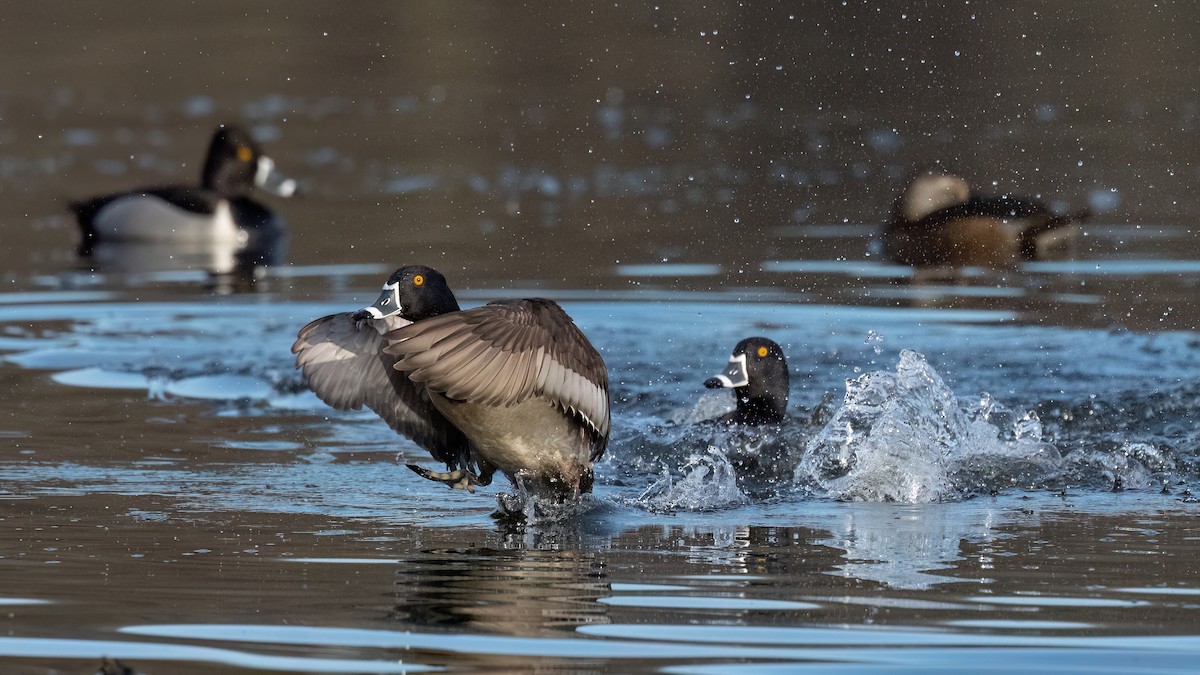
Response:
[0,637,429,673]
[102,622,1200,673]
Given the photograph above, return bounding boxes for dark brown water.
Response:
[2,3,1200,673]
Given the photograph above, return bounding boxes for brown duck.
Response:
[883,172,1088,268]
[292,265,610,501]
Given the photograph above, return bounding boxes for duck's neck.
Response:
[734,391,786,425]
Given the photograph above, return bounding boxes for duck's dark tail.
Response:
[1019,208,1090,260]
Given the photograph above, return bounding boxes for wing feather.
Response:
[385,299,610,454]
[452,350,511,405]
[400,330,478,372]
[413,338,493,385]
[440,345,504,401]
[292,312,471,468]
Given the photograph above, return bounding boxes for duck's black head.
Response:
[353,265,461,323]
[704,337,789,425]
[202,125,296,198]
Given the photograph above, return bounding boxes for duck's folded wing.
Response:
[292,312,470,467]
[383,299,611,451]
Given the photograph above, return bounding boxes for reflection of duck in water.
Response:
[70,125,296,277]
[389,545,610,633]
[293,265,611,504]
[883,171,1088,268]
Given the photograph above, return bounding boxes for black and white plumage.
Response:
[292,265,610,501]
[71,125,296,259]
[703,337,790,426]
[883,171,1088,268]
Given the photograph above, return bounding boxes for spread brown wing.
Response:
[292,312,471,469]
[383,299,611,459]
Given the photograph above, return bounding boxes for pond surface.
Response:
[2,3,1200,673]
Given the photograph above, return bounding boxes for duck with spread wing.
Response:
[292,265,610,502]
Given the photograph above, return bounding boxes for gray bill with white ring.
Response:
[704,353,749,389]
[353,281,402,321]
[255,155,299,197]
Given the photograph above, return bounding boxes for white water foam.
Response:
[1066,441,1179,491]
[796,350,1062,503]
[637,449,748,512]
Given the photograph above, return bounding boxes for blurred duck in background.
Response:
[883,171,1088,268]
[70,125,296,279]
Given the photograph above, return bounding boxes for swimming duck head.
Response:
[704,337,790,425]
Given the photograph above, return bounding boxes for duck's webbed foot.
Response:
[406,464,492,492]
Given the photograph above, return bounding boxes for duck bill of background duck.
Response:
[704,353,749,389]
[353,282,403,320]
[255,156,298,197]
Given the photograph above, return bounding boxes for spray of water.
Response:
[795,350,1061,502]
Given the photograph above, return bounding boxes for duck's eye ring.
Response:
[757,346,769,358]
[236,146,253,163]
[413,275,424,286]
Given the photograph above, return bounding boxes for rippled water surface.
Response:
[3,3,1200,673]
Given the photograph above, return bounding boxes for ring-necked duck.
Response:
[883,171,1088,268]
[292,265,611,502]
[71,125,296,257]
[704,337,790,425]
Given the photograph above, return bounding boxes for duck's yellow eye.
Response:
[237,146,253,162]
[757,346,769,358]
[413,275,424,286]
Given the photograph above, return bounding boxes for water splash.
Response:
[1066,441,1179,492]
[665,391,735,426]
[865,329,884,355]
[636,449,747,512]
[796,350,1061,503]
[494,486,607,524]
[608,406,814,510]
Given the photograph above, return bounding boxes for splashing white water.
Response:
[667,391,735,425]
[796,350,1061,503]
[637,448,747,512]
[1067,441,1178,491]
[495,488,606,524]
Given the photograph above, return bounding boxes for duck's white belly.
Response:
[94,196,243,245]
